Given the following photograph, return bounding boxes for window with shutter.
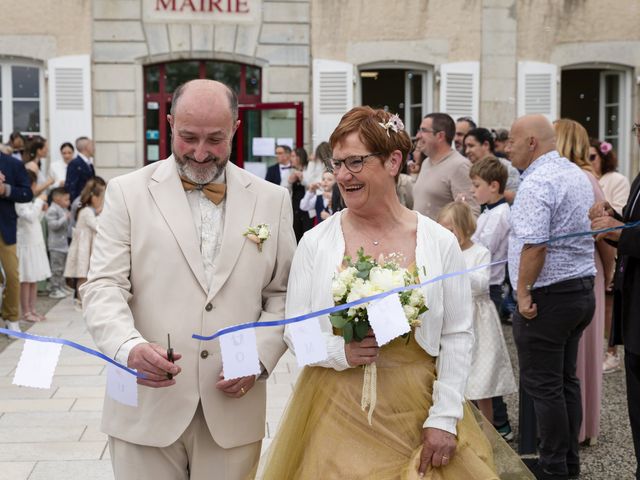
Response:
[47,55,92,163]
[439,62,479,122]
[517,61,557,121]
[54,68,84,110]
[312,59,353,150]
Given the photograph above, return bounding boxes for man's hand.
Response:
[216,373,256,398]
[128,343,181,388]
[518,292,537,320]
[345,330,379,367]
[418,427,457,476]
[589,201,615,221]
[592,215,623,242]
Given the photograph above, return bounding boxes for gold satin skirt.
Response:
[259,336,533,480]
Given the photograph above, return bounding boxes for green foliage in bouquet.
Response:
[329,248,428,344]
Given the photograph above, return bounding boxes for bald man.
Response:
[82,80,296,479]
[507,115,596,479]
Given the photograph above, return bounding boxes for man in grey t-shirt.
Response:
[413,113,479,220]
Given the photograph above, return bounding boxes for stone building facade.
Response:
[0,0,638,177]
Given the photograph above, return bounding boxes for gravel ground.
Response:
[501,323,636,479]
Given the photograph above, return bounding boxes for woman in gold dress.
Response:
[261,107,532,479]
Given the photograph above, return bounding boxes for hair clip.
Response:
[599,141,612,155]
[378,114,405,137]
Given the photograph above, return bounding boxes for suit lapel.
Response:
[207,163,257,301]
[625,173,640,221]
[148,156,208,294]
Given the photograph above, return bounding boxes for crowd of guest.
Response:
[0,132,103,332]
[264,111,640,479]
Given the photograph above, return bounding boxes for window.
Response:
[0,61,43,143]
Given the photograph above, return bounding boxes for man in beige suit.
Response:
[82,79,296,479]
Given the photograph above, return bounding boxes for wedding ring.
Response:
[240,387,246,395]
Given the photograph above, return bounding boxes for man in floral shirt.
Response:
[507,114,596,479]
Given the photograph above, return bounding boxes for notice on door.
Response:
[143,0,261,24]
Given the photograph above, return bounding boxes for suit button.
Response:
[200,350,209,359]
[205,303,213,312]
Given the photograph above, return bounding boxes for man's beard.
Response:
[174,151,228,184]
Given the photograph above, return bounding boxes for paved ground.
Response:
[0,297,636,479]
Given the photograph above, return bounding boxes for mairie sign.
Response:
[143,0,260,24]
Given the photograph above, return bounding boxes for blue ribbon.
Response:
[0,328,144,379]
[3,220,637,367]
[192,259,508,341]
[193,219,640,342]
[545,219,640,243]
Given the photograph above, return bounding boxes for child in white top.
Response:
[300,170,336,223]
[15,170,51,322]
[469,157,511,314]
[438,201,516,424]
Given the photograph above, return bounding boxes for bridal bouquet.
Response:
[329,248,427,343]
[329,248,428,425]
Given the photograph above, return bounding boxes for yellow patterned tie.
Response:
[180,177,226,205]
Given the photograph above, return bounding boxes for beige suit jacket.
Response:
[82,157,296,449]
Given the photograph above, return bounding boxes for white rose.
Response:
[339,266,358,284]
[332,278,347,301]
[403,304,417,321]
[346,278,366,303]
[258,225,270,240]
[369,267,405,292]
[409,288,424,307]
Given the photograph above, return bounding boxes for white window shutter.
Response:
[517,61,558,121]
[439,62,479,122]
[312,59,353,150]
[47,55,92,163]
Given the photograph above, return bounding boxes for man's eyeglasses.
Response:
[330,153,380,174]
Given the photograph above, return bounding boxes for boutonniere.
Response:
[243,224,271,252]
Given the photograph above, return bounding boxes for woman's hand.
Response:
[589,201,615,221]
[418,427,457,476]
[216,372,257,398]
[344,330,378,366]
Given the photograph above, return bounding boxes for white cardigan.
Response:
[284,210,474,435]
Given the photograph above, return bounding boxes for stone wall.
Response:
[0,0,92,60]
[92,0,311,177]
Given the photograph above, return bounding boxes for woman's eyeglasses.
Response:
[330,153,380,174]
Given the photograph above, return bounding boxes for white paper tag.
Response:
[219,328,262,380]
[106,364,138,407]
[288,318,328,367]
[367,293,411,346]
[13,340,62,389]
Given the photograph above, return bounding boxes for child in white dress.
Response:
[438,201,516,424]
[64,179,105,303]
[15,170,52,322]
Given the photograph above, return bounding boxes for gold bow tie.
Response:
[180,177,226,205]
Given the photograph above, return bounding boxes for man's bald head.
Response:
[507,114,557,171]
[170,79,238,122]
[167,79,241,184]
